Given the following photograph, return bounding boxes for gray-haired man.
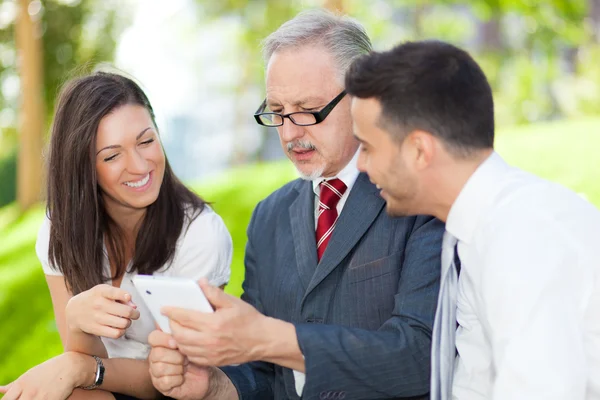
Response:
[147,9,444,400]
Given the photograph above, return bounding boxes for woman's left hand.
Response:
[0,352,94,400]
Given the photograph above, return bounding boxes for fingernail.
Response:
[169,339,177,348]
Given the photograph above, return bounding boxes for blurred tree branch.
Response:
[323,0,345,12]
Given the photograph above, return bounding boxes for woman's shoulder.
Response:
[159,204,232,284]
[35,213,51,258]
[35,213,63,276]
[182,204,229,239]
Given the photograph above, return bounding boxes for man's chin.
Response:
[294,164,326,181]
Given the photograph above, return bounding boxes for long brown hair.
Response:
[47,71,205,295]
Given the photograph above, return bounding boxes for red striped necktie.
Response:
[316,178,347,261]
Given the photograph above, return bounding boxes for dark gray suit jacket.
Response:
[221,173,444,400]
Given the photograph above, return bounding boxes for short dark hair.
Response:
[345,40,494,156]
[48,71,205,294]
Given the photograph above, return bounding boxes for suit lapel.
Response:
[289,180,318,291]
[304,173,385,296]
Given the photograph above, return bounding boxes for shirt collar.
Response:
[312,149,360,197]
[446,151,511,244]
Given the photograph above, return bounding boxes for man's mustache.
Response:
[287,140,316,153]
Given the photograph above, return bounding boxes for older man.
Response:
[148,10,444,400]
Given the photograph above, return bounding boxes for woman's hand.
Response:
[65,283,140,339]
[0,352,96,400]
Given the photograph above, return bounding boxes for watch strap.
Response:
[81,355,105,390]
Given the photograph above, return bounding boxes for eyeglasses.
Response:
[254,91,347,127]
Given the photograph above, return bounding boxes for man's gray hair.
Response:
[262,9,372,84]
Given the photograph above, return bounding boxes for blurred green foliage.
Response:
[0,0,123,126]
[0,150,16,208]
[193,0,600,163]
[1,118,599,384]
[1,0,599,203]
[40,0,123,122]
[0,0,126,205]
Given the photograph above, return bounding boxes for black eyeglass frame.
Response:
[253,90,347,127]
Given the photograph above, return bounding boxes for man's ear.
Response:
[405,130,435,171]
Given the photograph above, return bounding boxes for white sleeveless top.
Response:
[36,205,232,360]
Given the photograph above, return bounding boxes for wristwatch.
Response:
[82,355,105,390]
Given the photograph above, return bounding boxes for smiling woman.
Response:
[0,72,233,400]
[95,106,166,216]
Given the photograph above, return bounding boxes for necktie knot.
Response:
[319,178,347,210]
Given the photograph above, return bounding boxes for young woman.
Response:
[0,72,232,400]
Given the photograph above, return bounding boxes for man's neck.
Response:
[429,149,493,222]
[317,147,360,180]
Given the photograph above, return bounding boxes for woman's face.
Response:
[95,104,166,216]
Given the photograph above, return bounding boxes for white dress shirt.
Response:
[446,152,600,400]
[293,150,360,396]
[37,205,233,360]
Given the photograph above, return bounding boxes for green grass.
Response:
[496,117,600,206]
[0,117,598,383]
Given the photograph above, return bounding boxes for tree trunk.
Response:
[15,0,44,211]
[231,47,252,165]
[323,0,345,13]
[591,0,600,42]
[413,4,428,39]
[479,15,504,53]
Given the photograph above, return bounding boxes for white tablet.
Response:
[131,275,214,334]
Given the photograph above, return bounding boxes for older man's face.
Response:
[265,45,359,180]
